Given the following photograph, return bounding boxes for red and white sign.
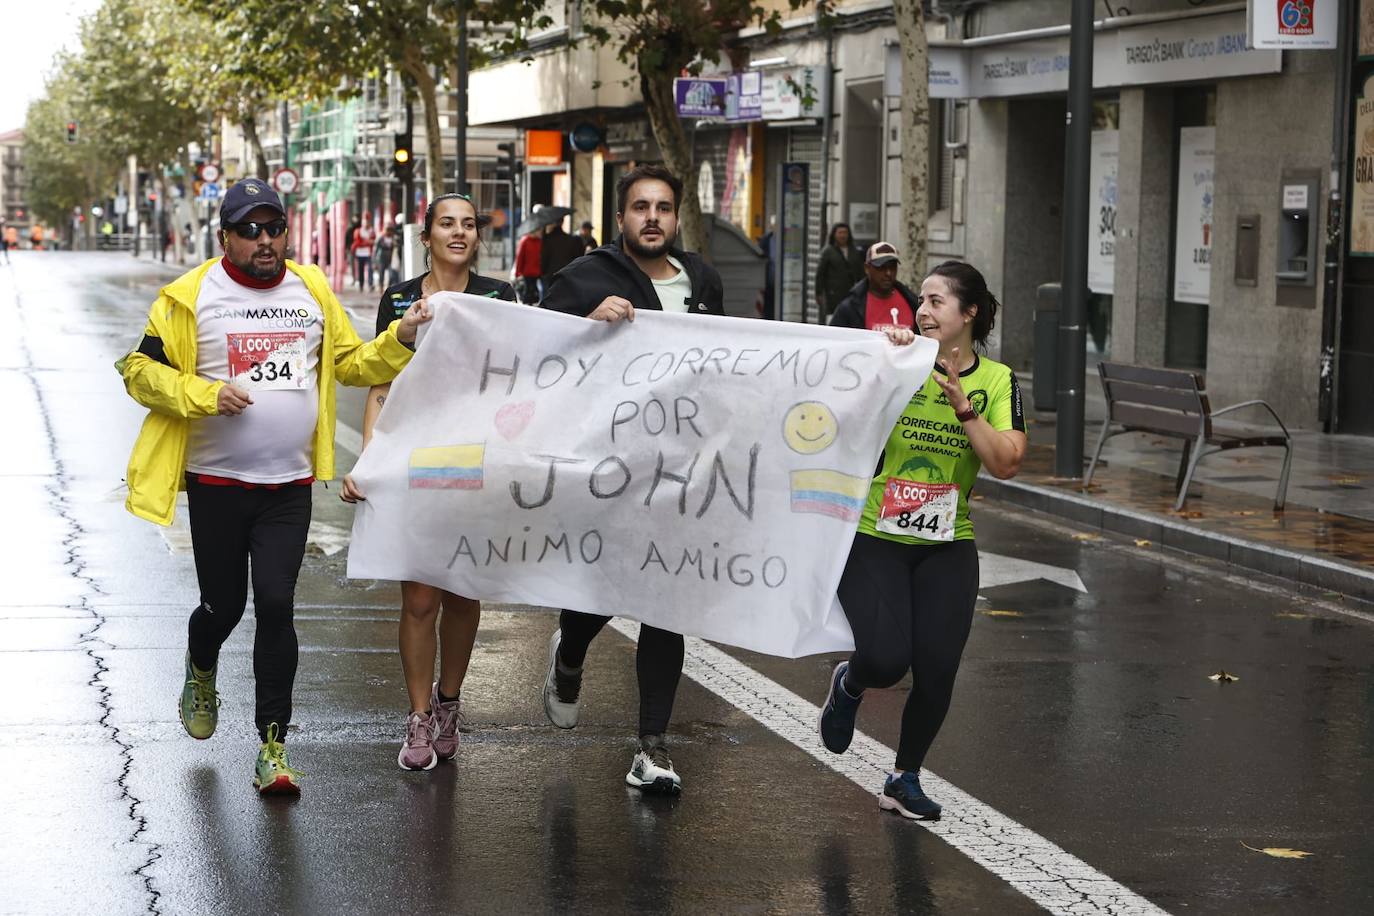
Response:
[1248,0,1338,49]
[226,331,307,390]
[273,167,300,195]
[876,478,959,541]
[200,163,221,183]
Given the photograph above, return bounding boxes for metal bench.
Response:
[1085,362,1293,511]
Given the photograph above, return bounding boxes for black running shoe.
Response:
[818,661,862,754]
[879,772,941,820]
[542,630,581,729]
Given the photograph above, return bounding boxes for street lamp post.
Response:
[456,0,469,197]
[1055,0,1093,478]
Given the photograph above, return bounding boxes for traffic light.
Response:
[65,121,78,144]
[392,133,414,183]
[495,141,520,182]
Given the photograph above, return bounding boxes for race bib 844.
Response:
[876,477,958,541]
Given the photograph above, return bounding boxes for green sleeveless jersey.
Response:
[858,353,1024,545]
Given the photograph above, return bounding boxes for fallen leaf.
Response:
[1275,611,1312,620]
[1233,510,1258,517]
[979,609,1024,618]
[971,495,985,501]
[1209,670,1239,683]
[1242,842,1312,859]
[1072,533,1101,541]
[1177,510,1204,519]
[1134,539,1152,547]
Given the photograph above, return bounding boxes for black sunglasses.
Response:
[227,219,288,240]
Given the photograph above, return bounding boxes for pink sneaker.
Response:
[430,682,461,761]
[397,711,437,771]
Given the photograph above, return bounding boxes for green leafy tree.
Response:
[468,1,808,254]
[23,62,119,236]
[195,1,551,202]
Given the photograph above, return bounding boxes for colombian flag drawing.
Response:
[789,469,869,522]
[408,444,485,490]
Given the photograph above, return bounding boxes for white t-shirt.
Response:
[651,256,693,314]
[186,264,324,483]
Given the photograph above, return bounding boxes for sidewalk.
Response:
[979,376,1374,605]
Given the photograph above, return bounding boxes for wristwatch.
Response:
[955,404,978,423]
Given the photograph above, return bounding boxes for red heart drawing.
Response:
[495,400,535,440]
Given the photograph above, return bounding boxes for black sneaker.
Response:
[818,661,863,754]
[879,772,941,820]
[542,630,581,729]
[625,734,682,795]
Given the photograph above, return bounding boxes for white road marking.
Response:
[980,551,1088,593]
[609,619,1167,916]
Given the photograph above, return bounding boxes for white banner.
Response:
[347,294,937,658]
[1173,126,1216,305]
[1088,129,1120,295]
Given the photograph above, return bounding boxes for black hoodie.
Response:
[827,278,920,330]
[541,237,725,318]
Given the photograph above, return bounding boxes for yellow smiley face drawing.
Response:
[782,401,839,454]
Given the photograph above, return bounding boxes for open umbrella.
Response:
[516,205,573,237]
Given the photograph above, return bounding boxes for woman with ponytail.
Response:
[341,193,516,771]
[818,259,1027,819]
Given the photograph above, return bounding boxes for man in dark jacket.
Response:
[540,163,724,797]
[540,221,587,282]
[828,240,919,332]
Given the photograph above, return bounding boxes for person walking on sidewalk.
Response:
[351,214,377,291]
[577,220,598,253]
[817,259,1026,820]
[514,222,543,305]
[117,179,431,795]
[341,192,516,771]
[540,163,724,795]
[540,218,585,283]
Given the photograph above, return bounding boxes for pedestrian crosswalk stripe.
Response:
[609,619,1168,916]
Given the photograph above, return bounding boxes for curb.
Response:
[977,475,1374,605]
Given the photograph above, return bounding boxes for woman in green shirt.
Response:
[819,260,1028,820]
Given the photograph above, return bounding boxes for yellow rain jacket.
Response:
[118,258,414,525]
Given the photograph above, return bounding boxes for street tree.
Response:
[23,63,120,236]
[75,0,203,178]
[892,0,930,281]
[195,1,551,203]
[471,1,812,255]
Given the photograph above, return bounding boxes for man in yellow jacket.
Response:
[119,179,431,794]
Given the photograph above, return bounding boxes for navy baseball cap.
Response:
[220,179,285,226]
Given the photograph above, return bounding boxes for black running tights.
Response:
[836,535,979,772]
[556,610,684,739]
[185,478,311,743]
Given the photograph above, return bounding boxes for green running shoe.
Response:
[179,651,219,740]
[253,723,302,795]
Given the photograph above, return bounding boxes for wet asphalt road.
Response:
[2,253,1373,916]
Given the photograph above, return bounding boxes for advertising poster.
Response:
[1248,0,1339,49]
[1088,129,1120,295]
[1173,126,1215,305]
[1350,75,1374,256]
